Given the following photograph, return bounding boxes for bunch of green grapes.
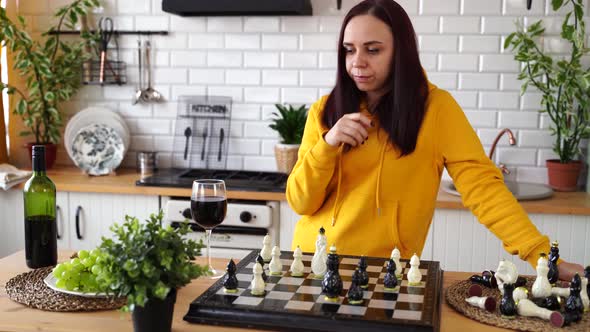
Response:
[52,249,104,292]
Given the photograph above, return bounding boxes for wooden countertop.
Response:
[10,166,590,215]
[0,250,512,332]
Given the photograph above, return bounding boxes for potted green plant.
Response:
[94,211,208,332]
[504,0,590,191]
[0,0,99,168]
[268,104,308,174]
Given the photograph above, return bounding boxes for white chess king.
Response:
[407,253,422,286]
[311,227,328,278]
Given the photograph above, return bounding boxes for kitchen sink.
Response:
[442,181,554,201]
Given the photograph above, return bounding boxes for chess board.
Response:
[184,250,443,331]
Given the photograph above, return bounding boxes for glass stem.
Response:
[206,229,213,271]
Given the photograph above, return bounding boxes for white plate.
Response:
[65,107,130,163]
[71,123,125,176]
[43,273,108,298]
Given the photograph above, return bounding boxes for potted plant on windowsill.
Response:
[504,0,590,191]
[269,104,308,174]
[94,211,208,332]
[0,0,99,169]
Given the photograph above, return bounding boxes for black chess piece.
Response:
[585,266,590,301]
[256,253,268,282]
[347,269,364,305]
[515,276,527,288]
[322,245,343,301]
[565,273,584,316]
[469,270,497,288]
[500,283,517,318]
[384,259,399,290]
[223,259,238,293]
[547,241,560,285]
[531,295,562,311]
[357,256,369,289]
[562,310,581,326]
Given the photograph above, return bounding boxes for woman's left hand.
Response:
[558,260,585,282]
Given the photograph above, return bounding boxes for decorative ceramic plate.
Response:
[43,274,108,298]
[71,124,125,176]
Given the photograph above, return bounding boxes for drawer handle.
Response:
[56,205,62,239]
[75,206,83,240]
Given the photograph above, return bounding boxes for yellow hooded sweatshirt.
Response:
[287,82,550,269]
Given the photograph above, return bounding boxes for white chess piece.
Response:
[290,246,304,277]
[250,262,265,296]
[517,299,564,327]
[311,229,328,278]
[466,296,496,312]
[269,246,283,275]
[513,287,529,303]
[582,277,590,312]
[551,286,570,297]
[260,234,272,262]
[407,253,422,286]
[532,254,552,298]
[390,247,403,277]
[495,259,518,295]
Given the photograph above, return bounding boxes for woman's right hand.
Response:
[324,113,373,147]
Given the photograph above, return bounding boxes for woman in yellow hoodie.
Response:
[286,0,582,280]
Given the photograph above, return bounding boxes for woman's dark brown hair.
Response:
[322,0,428,156]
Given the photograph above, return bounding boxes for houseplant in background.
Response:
[269,104,308,174]
[0,0,99,168]
[504,0,590,191]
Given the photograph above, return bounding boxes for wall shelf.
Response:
[49,30,168,36]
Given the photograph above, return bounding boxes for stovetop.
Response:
[136,168,288,192]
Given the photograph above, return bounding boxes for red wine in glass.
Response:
[190,197,227,229]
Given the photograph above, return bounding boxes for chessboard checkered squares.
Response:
[392,309,422,320]
[277,276,305,286]
[285,300,315,311]
[316,295,344,305]
[297,285,322,295]
[215,288,245,296]
[337,305,367,316]
[368,299,397,310]
[266,291,296,301]
[232,296,263,306]
[397,293,424,303]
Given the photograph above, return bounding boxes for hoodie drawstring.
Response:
[331,146,343,226]
[376,141,386,216]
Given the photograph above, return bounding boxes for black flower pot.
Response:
[132,289,177,332]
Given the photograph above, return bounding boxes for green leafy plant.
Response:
[94,211,208,312]
[0,0,100,144]
[269,104,308,145]
[504,0,590,163]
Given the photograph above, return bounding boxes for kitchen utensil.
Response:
[132,39,143,105]
[218,128,224,161]
[142,40,163,103]
[183,126,192,160]
[98,17,114,84]
[200,124,208,161]
[136,151,157,176]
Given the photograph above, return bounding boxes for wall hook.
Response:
[527,0,532,10]
[337,0,342,10]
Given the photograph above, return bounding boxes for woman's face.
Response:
[343,14,394,97]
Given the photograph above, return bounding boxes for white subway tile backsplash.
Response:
[516,166,548,184]
[261,140,280,155]
[396,0,420,15]
[153,33,188,49]
[244,17,280,32]
[480,54,519,72]
[300,70,336,86]
[459,73,499,90]
[282,88,319,104]
[244,122,277,138]
[521,92,543,110]
[153,136,174,152]
[449,91,478,108]
[228,139,260,155]
[103,86,138,100]
[263,70,299,86]
[244,156,277,172]
[171,86,207,100]
[231,104,261,120]
[482,17,521,34]
[282,17,319,32]
[262,34,299,50]
[171,51,207,67]
[153,68,187,84]
[479,91,519,109]
[207,52,242,67]
[244,88,280,103]
[135,16,169,30]
[428,73,458,89]
[519,130,554,148]
[319,52,338,69]
[207,17,242,32]
[229,121,244,138]
[460,36,500,53]
[464,110,498,128]
[500,74,521,91]
[319,16,343,32]
[189,34,224,49]
[440,16,480,34]
[420,0,460,15]
[538,149,560,165]
[170,16,206,32]
[130,135,154,151]
[412,17,439,34]
[540,114,552,129]
[420,35,458,52]
[245,52,280,68]
[207,86,243,102]
[119,104,152,118]
[153,103,178,119]
[131,119,171,135]
[439,54,479,71]
[301,34,339,50]
[461,0,502,15]
[190,69,225,85]
[420,53,438,71]
[496,148,537,166]
[225,34,260,50]
[226,69,261,85]
[478,128,514,146]
[503,0,544,15]
[282,52,318,68]
[498,111,538,128]
[117,0,150,14]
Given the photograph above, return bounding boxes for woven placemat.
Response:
[446,276,590,331]
[5,267,126,312]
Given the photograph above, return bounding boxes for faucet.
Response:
[488,128,517,175]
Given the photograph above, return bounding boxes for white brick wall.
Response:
[29,0,588,182]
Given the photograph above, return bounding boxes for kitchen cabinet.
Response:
[279,202,590,275]
[0,190,158,257]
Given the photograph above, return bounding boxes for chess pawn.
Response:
[289,246,304,277]
[390,247,403,278]
[465,296,496,312]
[321,244,343,301]
[565,273,584,315]
[532,254,552,298]
[407,253,422,286]
[551,286,570,298]
[500,283,517,319]
[547,241,559,285]
[531,295,562,311]
[260,234,272,262]
[311,227,328,279]
[469,270,498,288]
[256,254,268,282]
[347,269,364,305]
[383,259,399,291]
[513,286,529,303]
[223,259,239,293]
[516,298,565,328]
[250,262,266,296]
[582,276,590,312]
[357,256,369,289]
[269,246,282,275]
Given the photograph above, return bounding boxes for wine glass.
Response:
[191,179,227,279]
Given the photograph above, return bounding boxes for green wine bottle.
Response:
[23,145,57,268]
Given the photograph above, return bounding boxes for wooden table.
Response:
[0,251,512,332]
